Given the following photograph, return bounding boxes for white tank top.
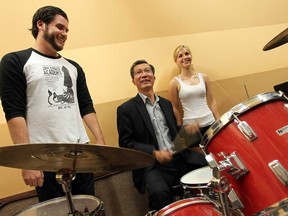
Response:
[174,73,215,127]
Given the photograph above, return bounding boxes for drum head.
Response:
[181,166,213,187]
[15,195,101,216]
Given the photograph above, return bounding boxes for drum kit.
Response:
[0,99,287,216]
[146,29,288,216]
[0,30,288,216]
[147,92,288,216]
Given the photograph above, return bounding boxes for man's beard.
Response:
[43,28,64,52]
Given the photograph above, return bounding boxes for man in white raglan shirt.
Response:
[0,5,105,202]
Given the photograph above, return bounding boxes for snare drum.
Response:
[201,92,288,216]
[14,195,104,216]
[180,166,213,198]
[150,198,222,216]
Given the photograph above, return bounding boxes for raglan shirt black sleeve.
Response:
[0,49,31,121]
[65,58,96,117]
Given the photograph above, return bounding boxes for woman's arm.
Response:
[203,74,220,119]
[168,78,183,126]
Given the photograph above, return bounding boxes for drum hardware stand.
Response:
[56,168,83,216]
[204,153,245,215]
[209,175,230,216]
[55,148,93,216]
[205,152,249,180]
[209,169,244,216]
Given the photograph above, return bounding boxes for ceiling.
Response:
[1,0,288,57]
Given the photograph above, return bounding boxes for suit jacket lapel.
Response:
[158,98,177,139]
[134,94,158,145]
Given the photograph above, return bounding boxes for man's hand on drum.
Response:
[184,121,200,135]
[153,150,173,164]
[22,170,44,187]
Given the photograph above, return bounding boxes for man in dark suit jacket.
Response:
[117,59,206,212]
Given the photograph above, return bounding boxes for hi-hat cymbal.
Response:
[263,28,288,51]
[0,143,154,174]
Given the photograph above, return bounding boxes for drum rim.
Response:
[200,92,285,151]
[14,194,100,215]
[157,198,218,216]
[180,166,212,186]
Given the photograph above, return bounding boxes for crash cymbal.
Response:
[0,143,154,173]
[263,28,288,51]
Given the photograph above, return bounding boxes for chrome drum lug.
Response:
[268,160,288,186]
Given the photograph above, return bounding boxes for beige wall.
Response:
[58,24,288,105]
[0,1,288,198]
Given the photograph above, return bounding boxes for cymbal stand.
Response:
[56,168,80,216]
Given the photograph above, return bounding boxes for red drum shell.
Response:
[156,198,221,216]
[201,92,288,216]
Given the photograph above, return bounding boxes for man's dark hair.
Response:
[130,59,155,79]
[30,6,68,38]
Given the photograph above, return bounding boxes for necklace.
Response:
[191,73,198,78]
[180,73,198,80]
[179,73,199,85]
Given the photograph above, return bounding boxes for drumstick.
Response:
[173,126,202,154]
[244,84,250,99]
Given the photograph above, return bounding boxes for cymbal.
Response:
[263,28,288,51]
[0,143,154,173]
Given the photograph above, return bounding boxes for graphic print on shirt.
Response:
[47,65,75,107]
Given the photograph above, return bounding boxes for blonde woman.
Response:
[168,45,220,136]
